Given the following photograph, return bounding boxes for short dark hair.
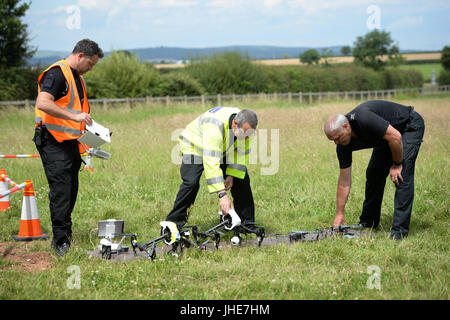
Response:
[72,39,104,58]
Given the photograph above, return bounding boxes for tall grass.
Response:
[0,95,448,300]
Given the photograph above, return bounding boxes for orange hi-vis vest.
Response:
[35,59,90,153]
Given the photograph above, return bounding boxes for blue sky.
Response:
[24,0,450,52]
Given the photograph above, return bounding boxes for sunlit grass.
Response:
[0,96,448,300]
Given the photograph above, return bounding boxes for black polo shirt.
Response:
[336,100,413,169]
[39,66,84,104]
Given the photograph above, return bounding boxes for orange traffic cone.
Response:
[0,169,11,211]
[12,180,48,241]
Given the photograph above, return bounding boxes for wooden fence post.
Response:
[298,92,302,104]
[103,98,108,110]
[165,96,170,107]
[309,92,312,104]
[288,92,292,104]
[201,95,205,107]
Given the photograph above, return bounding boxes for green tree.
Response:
[320,48,334,65]
[387,45,407,66]
[441,45,450,71]
[299,49,320,65]
[155,72,204,97]
[352,30,401,70]
[340,46,351,56]
[0,0,36,68]
[84,50,160,98]
[438,45,450,85]
[186,51,267,94]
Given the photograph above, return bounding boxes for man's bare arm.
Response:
[36,92,92,125]
[335,166,352,226]
[383,124,403,186]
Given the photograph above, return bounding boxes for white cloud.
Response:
[389,15,424,29]
[159,0,198,6]
[106,0,132,24]
[137,0,199,8]
[288,0,386,14]
[207,0,243,9]
[77,0,112,10]
[264,0,283,8]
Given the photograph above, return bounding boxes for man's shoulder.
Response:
[41,66,66,84]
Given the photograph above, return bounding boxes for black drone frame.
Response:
[130,227,198,261]
[190,218,266,249]
[99,223,363,261]
[105,217,266,261]
[288,224,364,242]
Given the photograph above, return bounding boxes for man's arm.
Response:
[382,124,403,186]
[36,91,92,125]
[334,166,352,226]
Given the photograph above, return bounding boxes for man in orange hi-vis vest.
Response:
[33,39,103,256]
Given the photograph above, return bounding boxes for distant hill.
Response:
[27,45,424,66]
[26,45,344,66]
[129,45,345,62]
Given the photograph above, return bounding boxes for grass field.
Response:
[0,94,448,302]
[254,52,442,66]
[392,63,443,83]
[155,52,442,69]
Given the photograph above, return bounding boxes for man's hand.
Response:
[37,92,93,125]
[73,112,93,126]
[333,213,346,227]
[218,193,232,215]
[224,176,233,191]
[390,163,403,186]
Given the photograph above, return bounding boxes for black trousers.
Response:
[34,126,82,246]
[166,154,255,229]
[359,110,425,238]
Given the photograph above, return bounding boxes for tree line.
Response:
[0,0,448,101]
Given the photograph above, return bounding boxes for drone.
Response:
[98,215,266,261]
[96,219,365,261]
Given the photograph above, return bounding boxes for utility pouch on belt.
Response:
[33,126,43,147]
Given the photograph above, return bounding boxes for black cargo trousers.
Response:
[166,154,255,229]
[33,126,82,247]
[359,110,425,239]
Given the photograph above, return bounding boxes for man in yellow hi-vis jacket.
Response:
[163,107,258,237]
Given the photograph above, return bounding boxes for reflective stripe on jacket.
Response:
[179,106,252,193]
[35,60,90,152]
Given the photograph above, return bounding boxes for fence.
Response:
[1,85,449,109]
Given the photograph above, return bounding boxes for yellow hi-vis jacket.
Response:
[179,106,252,193]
